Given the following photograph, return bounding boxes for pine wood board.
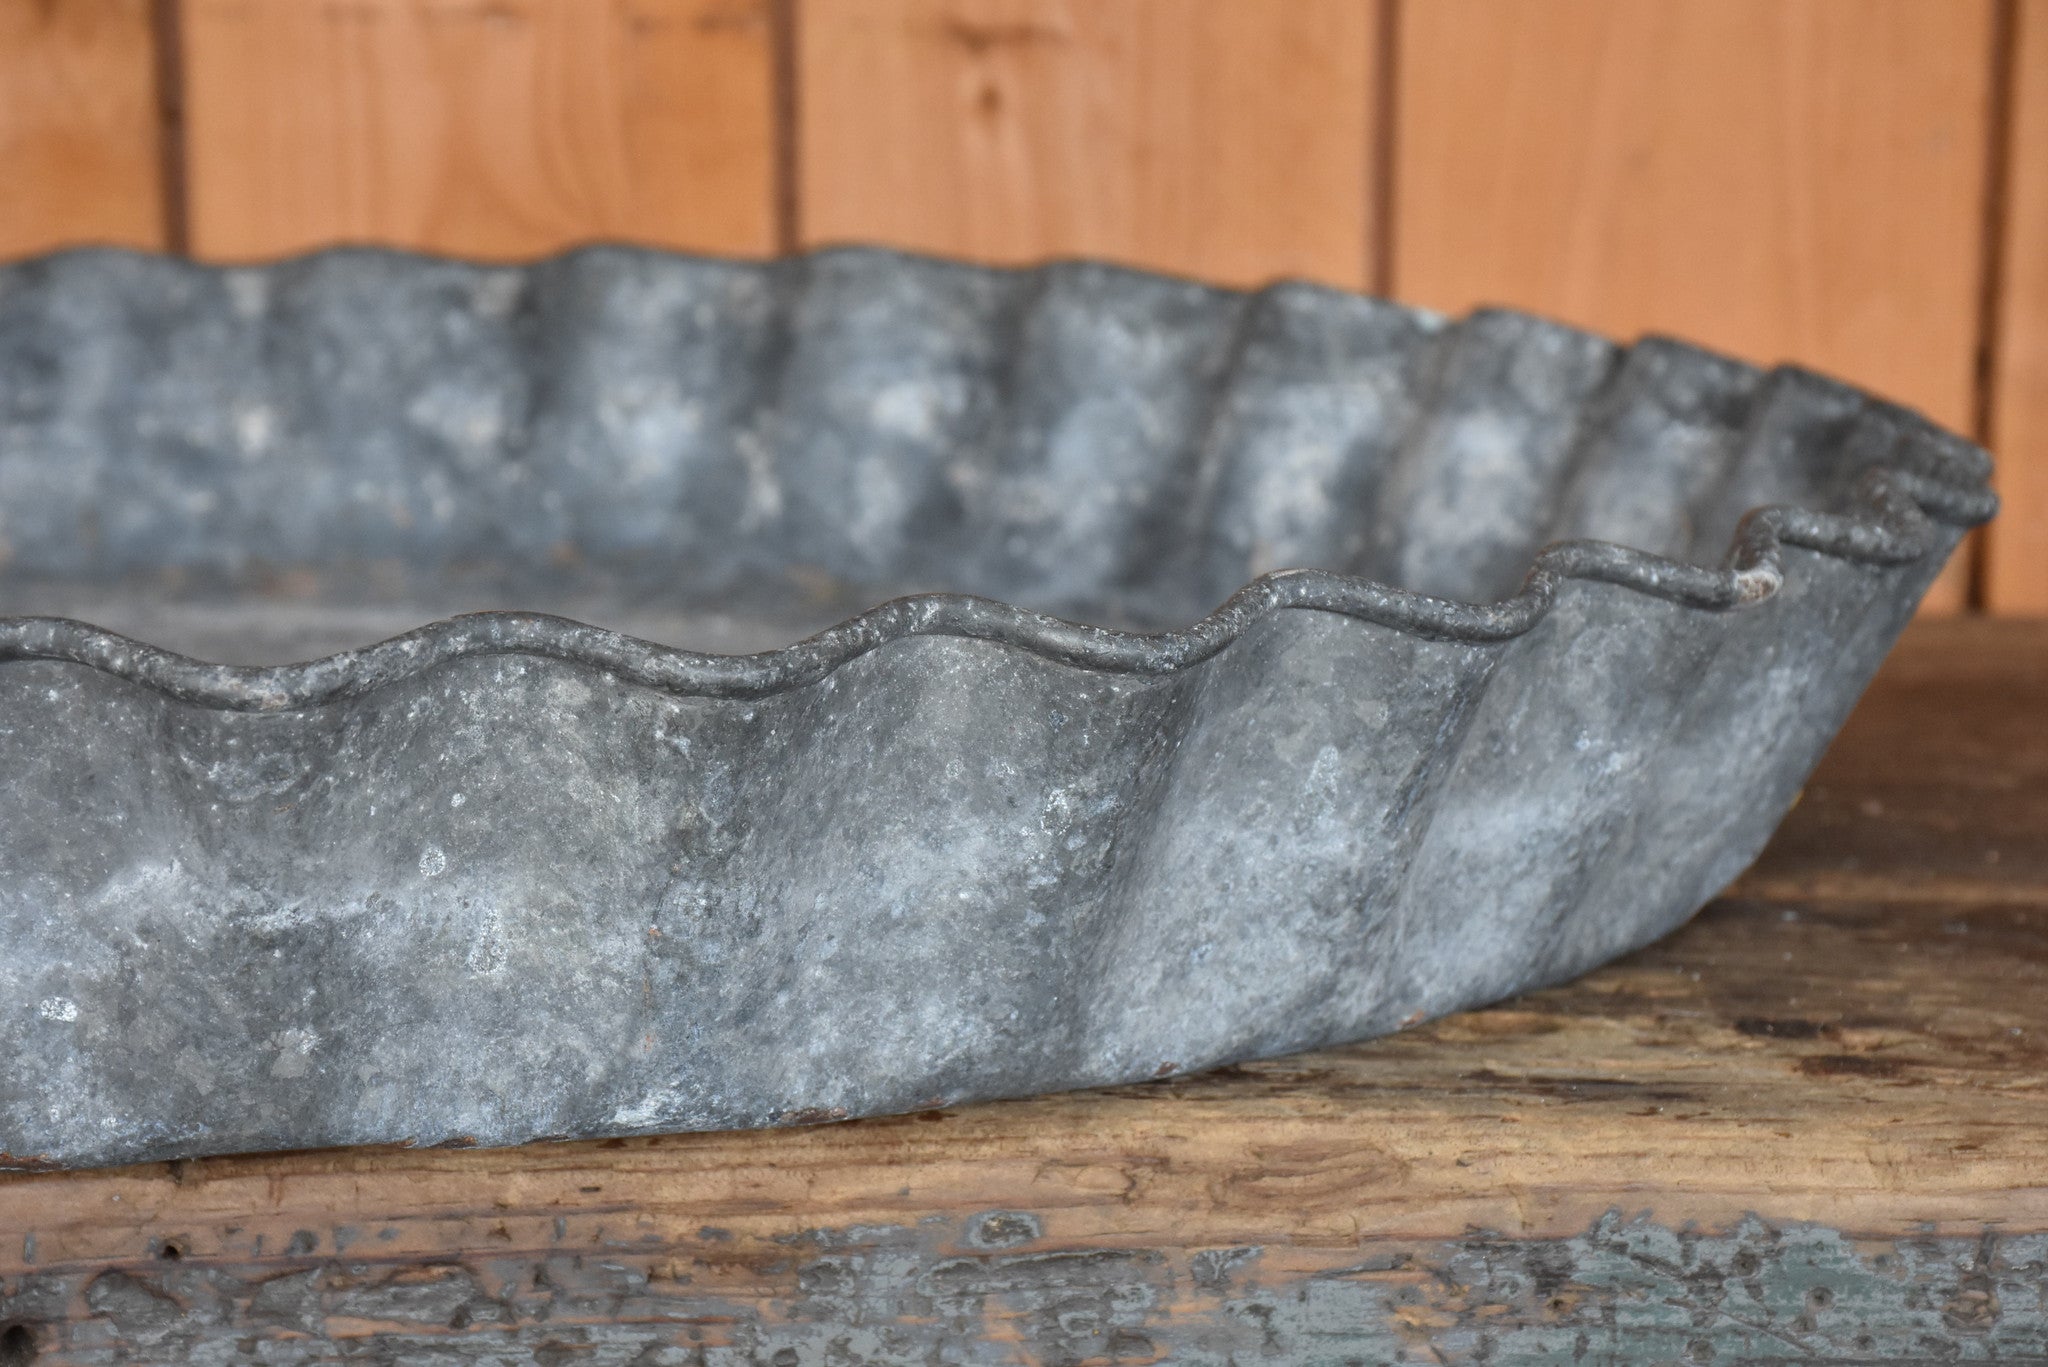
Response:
[0,0,167,260]
[1391,0,1999,613]
[178,0,780,262]
[795,0,1378,290]
[1988,0,2048,614]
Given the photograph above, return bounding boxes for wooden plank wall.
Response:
[1991,0,2048,613]
[179,0,780,260]
[1396,0,1997,612]
[0,0,167,254]
[797,0,1378,290]
[0,0,2038,613]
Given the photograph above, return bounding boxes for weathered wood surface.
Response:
[0,619,2043,1362]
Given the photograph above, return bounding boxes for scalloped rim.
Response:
[0,464,1990,712]
[0,246,1998,713]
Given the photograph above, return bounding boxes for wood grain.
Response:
[0,620,2042,1361]
[1988,0,2048,614]
[1393,0,1998,612]
[179,0,780,262]
[0,0,167,259]
[796,0,1377,290]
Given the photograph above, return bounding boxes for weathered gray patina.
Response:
[0,245,1995,1169]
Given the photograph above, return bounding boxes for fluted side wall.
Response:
[0,245,1989,1167]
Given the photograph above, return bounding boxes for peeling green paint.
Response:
[2,1212,2045,1364]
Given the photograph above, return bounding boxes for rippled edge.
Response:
[0,452,1995,712]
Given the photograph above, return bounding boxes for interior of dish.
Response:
[0,244,1935,665]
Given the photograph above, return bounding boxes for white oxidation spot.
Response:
[871,379,957,442]
[450,792,467,808]
[419,844,449,878]
[225,268,269,318]
[268,1028,319,1079]
[37,996,78,1022]
[234,402,276,456]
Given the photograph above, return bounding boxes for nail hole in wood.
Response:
[0,1323,38,1366]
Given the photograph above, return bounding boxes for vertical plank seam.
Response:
[152,0,191,255]
[772,0,801,254]
[1370,0,1401,297]
[1974,0,2022,611]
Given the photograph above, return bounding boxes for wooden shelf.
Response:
[1,618,2044,1362]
